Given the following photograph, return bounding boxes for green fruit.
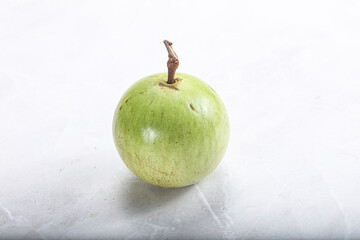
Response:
[112,41,229,188]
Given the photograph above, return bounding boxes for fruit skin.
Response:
[113,73,229,188]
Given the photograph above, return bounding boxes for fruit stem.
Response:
[163,40,179,84]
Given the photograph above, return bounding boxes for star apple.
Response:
[113,40,229,188]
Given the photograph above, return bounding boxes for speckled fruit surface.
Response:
[113,73,229,188]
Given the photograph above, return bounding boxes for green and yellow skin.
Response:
[113,73,229,188]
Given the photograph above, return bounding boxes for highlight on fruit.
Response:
[112,40,229,188]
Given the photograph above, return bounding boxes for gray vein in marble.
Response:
[195,185,225,230]
[0,203,46,239]
[312,163,350,240]
[0,203,15,221]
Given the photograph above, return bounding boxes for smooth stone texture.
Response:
[1,1,360,239]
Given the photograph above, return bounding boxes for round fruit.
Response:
[113,41,229,188]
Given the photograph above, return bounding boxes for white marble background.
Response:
[1,0,360,239]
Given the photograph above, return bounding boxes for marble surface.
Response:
[1,1,360,239]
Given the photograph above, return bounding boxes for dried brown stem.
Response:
[163,40,179,84]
